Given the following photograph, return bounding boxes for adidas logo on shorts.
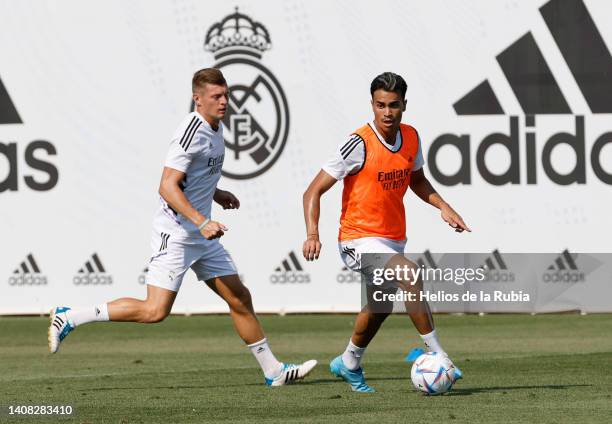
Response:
[73,253,113,285]
[270,251,310,284]
[138,266,148,285]
[8,253,47,286]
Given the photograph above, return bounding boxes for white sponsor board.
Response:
[1,0,611,314]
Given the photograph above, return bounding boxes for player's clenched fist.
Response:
[302,235,322,261]
[200,220,228,240]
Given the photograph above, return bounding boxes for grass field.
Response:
[1,314,611,423]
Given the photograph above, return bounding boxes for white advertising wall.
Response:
[1,0,611,314]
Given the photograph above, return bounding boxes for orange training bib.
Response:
[338,123,420,241]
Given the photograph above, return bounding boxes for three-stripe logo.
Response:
[479,249,515,282]
[270,251,310,284]
[73,253,113,285]
[341,135,364,161]
[414,250,438,269]
[547,249,578,271]
[159,233,170,252]
[429,0,612,186]
[180,116,203,152]
[480,249,508,271]
[542,249,584,283]
[8,253,47,285]
[455,0,612,116]
[0,76,21,124]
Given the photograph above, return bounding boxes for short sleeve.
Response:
[413,132,424,171]
[164,115,204,172]
[164,139,195,173]
[321,134,365,180]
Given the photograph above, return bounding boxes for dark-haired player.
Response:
[303,72,469,392]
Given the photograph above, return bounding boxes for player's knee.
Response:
[142,304,169,323]
[362,310,390,327]
[228,286,253,312]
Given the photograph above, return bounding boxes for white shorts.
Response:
[339,237,406,273]
[145,230,237,292]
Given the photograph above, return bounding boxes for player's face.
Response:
[371,89,406,132]
[193,83,229,122]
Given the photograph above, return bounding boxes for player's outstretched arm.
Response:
[159,167,227,239]
[409,168,471,233]
[302,170,337,260]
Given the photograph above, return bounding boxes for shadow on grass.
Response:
[448,384,592,396]
[77,377,592,394]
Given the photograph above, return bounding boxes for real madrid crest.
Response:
[201,7,290,180]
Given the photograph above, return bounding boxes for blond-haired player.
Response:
[49,68,316,387]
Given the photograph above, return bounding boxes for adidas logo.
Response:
[73,253,113,285]
[0,76,59,193]
[479,249,515,283]
[336,265,360,284]
[138,266,149,285]
[429,0,612,186]
[480,249,507,270]
[414,250,438,269]
[547,249,577,271]
[455,0,611,116]
[542,249,584,283]
[8,253,47,285]
[270,251,310,284]
[0,76,21,124]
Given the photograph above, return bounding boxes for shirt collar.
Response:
[370,121,401,150]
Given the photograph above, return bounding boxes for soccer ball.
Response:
[410,352,456,395]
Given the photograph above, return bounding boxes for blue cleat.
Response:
[48,306,75,353]
[453,364,463,381]
[405,347,426,362]
[264,360,317,387]
[330,355,375,393]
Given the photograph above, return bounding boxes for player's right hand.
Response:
[303,235,322,261]
[200,220,227,240]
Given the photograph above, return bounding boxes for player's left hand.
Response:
[440,205,471,233]
[303,234,322,261]
[214,189,240,209]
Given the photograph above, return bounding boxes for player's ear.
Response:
[402,99,407,111]
[193,92,201,107]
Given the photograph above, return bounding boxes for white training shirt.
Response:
[322,121,424,180]
[155,111,225,236]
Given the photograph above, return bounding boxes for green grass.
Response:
[1,314,611,423]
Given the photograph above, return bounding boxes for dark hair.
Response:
[370,72,407,98]
[192,68,227,92]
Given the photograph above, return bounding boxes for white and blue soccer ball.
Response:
[410,352,456,395]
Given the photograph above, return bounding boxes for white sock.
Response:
[66,304,110,327]
[248,338,283,379]
[341,339,366,370]
[420,329,446,355]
